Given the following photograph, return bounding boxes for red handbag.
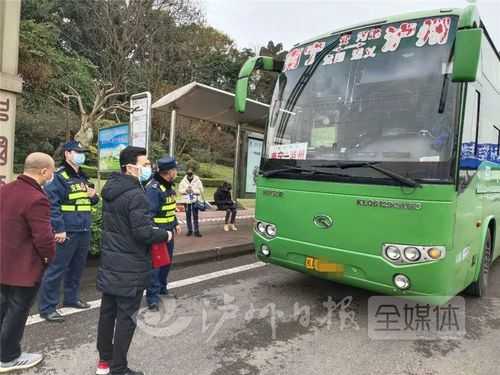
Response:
[151,241,171,268]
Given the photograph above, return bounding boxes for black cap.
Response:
[157,156,177,172]
[63,141,87,152]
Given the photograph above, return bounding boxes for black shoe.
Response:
[40,311,65,323]
[194,232,202,237]
[148,304,159,312]
[186,231,193,237]
[62,300,90,309]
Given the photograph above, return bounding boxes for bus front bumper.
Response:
[254,235,457,305]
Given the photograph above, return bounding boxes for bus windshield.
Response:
[265,16,460,183]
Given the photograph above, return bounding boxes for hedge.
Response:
[80,165,112,179]
[80,165,228,188]
[90,201,102,256]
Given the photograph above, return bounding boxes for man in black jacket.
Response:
[95,146,171,375]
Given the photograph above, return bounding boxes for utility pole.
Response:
[0,0,23,184]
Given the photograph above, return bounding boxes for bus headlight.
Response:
[382,244,446,264]
[265,224,277,238]
[403,247,421,262]
[255,220,277,239]
[260,245,271,257]
[256,222,267,234]
[385,246,401,260]
[394,274,410,290]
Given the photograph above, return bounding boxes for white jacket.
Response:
[178,175,204,204]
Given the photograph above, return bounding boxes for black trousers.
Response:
[0,284,39,362]
[225,207,237,224]
[97,291,144,374]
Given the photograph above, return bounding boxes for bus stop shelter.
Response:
[152,81,269,198]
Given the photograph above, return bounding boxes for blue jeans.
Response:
[185,204,199,233]
[38,231,90,314]
[146,237,174,305]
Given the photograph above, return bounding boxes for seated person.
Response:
[214,182,237,231]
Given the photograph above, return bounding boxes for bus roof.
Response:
[294,7,468,48]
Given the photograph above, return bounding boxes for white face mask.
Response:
[72,152,86,166]
[139,165,152,182]
[41,169,54,187]
[129,164,152,182]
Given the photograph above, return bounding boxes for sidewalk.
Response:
[173,208,255,265]
[176,207,255,225]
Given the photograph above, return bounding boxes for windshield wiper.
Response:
[262,166,351,178]
[275,35,343,139]
[313,162,422,188]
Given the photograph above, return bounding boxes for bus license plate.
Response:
[305,257,315,270]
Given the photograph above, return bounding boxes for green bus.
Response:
[234,5,500,304]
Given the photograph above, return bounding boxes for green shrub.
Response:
[185,159,200,172]
[80,165,112,179]
[90,201,103,256]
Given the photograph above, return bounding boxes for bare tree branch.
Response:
[64,85,86,115]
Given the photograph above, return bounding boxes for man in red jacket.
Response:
[0,152,56,373]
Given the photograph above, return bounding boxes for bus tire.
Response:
[465,230,492,298]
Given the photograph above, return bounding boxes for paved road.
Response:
[20,254,500,375]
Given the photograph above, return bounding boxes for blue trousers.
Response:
[38,231,90,314]
[146,236,174,305]
[185,204,199,233]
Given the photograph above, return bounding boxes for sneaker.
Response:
[224,224,229,232]
[96,360,110,375]
[230,224,238,231]
[0,352,43,373]
[194,232,202,237]
[40,311,65,323]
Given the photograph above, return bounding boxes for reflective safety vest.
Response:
[59,170,92,213]
[153,185,177,224]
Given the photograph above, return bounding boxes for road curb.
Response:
[173,242,255,266]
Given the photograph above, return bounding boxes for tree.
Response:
[18,0,262,166]
[54,0,203,92]
[18,20,96,111]
[250,41,288,104]
[53,82,131,147]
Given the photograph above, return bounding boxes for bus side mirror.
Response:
[235,56,284,113]
[452,28,482,82]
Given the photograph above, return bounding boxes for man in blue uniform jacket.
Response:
[145,156,181,310]
[38,141,99,322]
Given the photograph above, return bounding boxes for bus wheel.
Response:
[466,230,492,298]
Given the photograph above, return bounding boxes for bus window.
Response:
[460,88,481,170]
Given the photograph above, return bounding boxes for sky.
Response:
[202,0,500,51]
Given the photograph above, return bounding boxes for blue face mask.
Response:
[139,166,152,182]
[73,152,86,166]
